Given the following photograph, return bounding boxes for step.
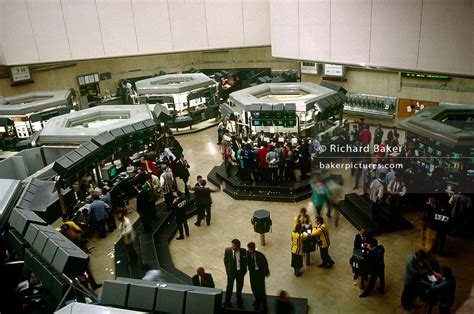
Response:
[338,201,380,235]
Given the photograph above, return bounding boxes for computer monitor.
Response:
[262,120,273,126]
[251,120,262,126]
[101,164,117,181]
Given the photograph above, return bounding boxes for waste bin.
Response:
[251,210,272,245]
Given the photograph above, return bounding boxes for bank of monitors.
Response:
[249,103,297,128]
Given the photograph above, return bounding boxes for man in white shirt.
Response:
[369,173,386,222]
[223,239,248,308]
[387,174,407,219]
[247,242,269,312]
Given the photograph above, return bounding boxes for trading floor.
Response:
[84,126,474,313]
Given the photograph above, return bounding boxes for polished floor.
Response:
[89,126,474,314]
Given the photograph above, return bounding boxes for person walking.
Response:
[359,238,385,297]
[247,242,270,313]
[192,267,215,288]
[223,239,248,307]
[291,224,308,276]
[172,191,189,240]
[311,179,330,217]
[193,180,217,226]
[118,210,137,264]
[312,216,335,268]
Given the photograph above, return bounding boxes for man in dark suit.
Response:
[223,239,248,307]
[172,191,189,240]
[193,180,218,226]
[247,242,269,313]
[192,267,215,288]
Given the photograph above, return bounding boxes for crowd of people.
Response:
[219,128,323,183]
[32,119,467,313]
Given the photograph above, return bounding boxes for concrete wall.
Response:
[302,68,474,105]
[270,0,474,76]
[0,45,471,105]
[0,0,271,65]
[0,46,298,97]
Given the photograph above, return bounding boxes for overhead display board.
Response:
[10,66,32,83]
[323,64,346,77]
[301,62,319,75]
[401,72,450,80]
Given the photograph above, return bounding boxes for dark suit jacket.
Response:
[172,197,187,223]
[192,273,215,288]
[136,190,149,217]
[194,186,213,206]
[247,251,269,277]
[224,247,248,276]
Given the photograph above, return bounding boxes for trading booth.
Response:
[399,104,474,194]
[226,81,346,135]
[39,105,154,146]
[135,73,219,129]
[0,91,73,150]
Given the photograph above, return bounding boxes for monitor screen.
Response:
[274,120,284,126]
[251,112,261,119]
[262,120,273,126]
[285,112,296,119]
[273,111,284,119]
[252,120,262,126]
[260,112,272,119]
[108,165,117,180]
[284,120,296,128]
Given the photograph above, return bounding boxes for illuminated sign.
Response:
[402,72,450,80]
[324,64,346,77]
[10,66,31,83]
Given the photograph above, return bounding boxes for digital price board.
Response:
[402,72,450,80]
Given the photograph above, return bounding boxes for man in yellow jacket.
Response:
[312,216,335,269]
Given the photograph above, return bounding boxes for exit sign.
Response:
[402,72,450,80]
